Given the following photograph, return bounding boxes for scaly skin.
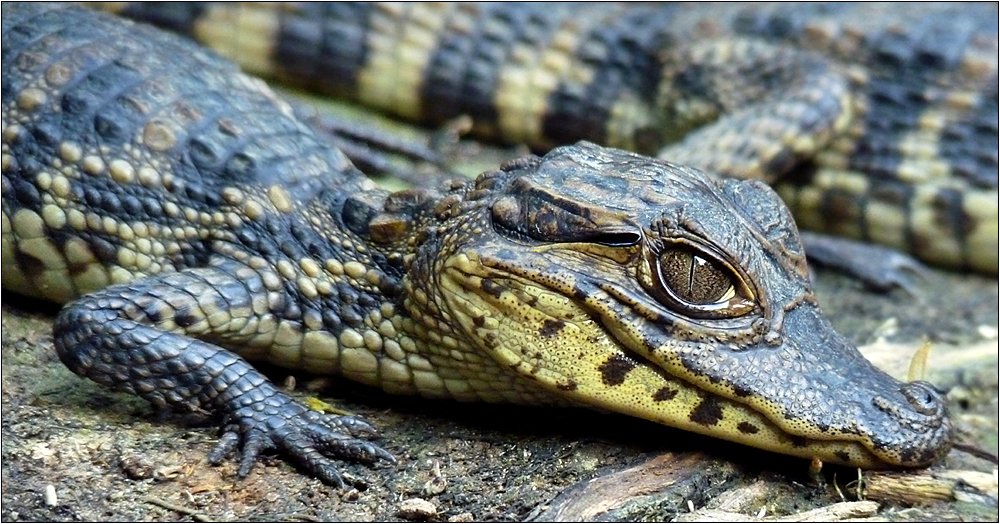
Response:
[2,3,952,484]
[103,2,999,273]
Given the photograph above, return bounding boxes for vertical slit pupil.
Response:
[661,248,731,304]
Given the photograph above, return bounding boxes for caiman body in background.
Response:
[1,2,992,485]
[105,2,999,275]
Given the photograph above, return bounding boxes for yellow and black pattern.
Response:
[105,2,999,273]
[0,3,965,485]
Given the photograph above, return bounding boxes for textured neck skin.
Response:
[1,3,951,482]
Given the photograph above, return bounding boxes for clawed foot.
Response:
[210,391,396,487]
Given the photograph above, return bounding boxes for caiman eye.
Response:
[650,244,756,319]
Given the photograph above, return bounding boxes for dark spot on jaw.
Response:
[834,450,851,463]
[689,395,724,426]
[598,354,637,386]
[12,177,42,207]
[732,384,752,398]
[653,387,678,402]
[481,278,505,298]
[472,315,485,327]
[556,379,578,391]
[342,307,365,328]
[357,292,378,309]
[790,435,809,448]
[539,319,564,338]
[736,422,759,434]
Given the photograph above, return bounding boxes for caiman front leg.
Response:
[52,264,395,487]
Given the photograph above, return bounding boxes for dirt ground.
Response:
[2,94,998,522]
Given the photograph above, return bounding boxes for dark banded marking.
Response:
[689,395,724,427]
[653,387,678,402]
[272,2,377,99]
[598,354,637,387]
[418,3,541,137]
[538,319,565,338]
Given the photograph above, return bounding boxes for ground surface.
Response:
[2,93,997,523]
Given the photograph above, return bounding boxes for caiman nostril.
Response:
[901,381,945,416]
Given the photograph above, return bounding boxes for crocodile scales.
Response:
[0,3,974,485]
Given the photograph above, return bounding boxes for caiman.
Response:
[3,3,989,485]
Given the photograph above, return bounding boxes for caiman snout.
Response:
[869,377,952,466]
[727,301,954,468]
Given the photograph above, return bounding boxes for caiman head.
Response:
[398,141,951,468]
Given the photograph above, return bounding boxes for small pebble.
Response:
[120,454,155,480]
[397,498,437,521]
[44,484,58,506]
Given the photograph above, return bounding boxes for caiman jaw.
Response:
[431,142,952,468]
